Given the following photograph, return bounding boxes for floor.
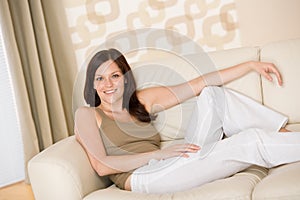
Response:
[0,181,35,200]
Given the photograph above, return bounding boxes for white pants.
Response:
[131,86,300,194]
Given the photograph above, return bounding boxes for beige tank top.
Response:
[96,108,161,189]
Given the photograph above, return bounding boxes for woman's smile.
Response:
[103,88,118,94]
[94,60,125,105]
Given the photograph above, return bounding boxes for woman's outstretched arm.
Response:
[138,61,282,114]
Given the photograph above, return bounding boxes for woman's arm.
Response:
[75,107,200,176]
[138,61,282,113]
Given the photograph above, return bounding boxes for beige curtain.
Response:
[0,0,77,182]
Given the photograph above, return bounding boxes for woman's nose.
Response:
[104,78,113,87]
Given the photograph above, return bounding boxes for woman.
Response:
[75,48,300,194]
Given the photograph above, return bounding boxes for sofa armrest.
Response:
[28,135,112,200]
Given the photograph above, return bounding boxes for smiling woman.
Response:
[83,49,154,123]
[72,46,300,194]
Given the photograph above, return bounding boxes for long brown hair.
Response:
[84,48,155,122]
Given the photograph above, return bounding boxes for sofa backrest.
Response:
[208,47,261,102]
[260,38,300,131]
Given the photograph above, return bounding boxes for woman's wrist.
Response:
[151,150,161,160]
[247,61,258,71]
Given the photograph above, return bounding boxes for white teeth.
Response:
[104,89,116,94]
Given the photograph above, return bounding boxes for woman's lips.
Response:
[103,89,117,94]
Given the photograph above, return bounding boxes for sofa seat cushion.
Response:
[84,165,268,200]
[286,123,300,132]
[252,161,300,200]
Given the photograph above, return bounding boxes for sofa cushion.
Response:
[252,161,300,200]
[208,47,261,102]
[286,123,300,132]
[84,165,268,200]
[260,38,300,125]
[28,136,112,200]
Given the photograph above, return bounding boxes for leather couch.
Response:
[28,38,300,200]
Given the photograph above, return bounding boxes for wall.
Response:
[63,0,300,68]
[64,0,241,67]
[236,0,300,47]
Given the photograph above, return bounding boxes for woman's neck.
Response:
[99,102,138,123]
[99,100,124,113]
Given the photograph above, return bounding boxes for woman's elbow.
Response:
[95,168,109,177]
[91,160,119,176]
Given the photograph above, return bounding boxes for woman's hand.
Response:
[250,61,283,86]
[154,143,200,160]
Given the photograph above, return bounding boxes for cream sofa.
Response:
[28,38,300,200]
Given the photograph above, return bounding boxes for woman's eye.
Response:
[112,74,120,79]
[95,77,103,81]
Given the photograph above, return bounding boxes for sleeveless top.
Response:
[96,108,161,189]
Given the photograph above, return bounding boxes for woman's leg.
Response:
[184,86,225,156]
[184,86,288,156]
[219,87,288,136]
[131,128,300,194]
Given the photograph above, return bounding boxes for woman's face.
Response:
[94,60,125,106]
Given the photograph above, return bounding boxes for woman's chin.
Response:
[102,96,122,105]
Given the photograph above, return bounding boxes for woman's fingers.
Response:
[262,70,273,82]
[270,65,283,86]
[175,144,201,157]
[256,62,283,86]
[186,143,201,151]
[158,143,201,159]
[177,144,200,151]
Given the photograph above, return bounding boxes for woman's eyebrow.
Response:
[95,70,122,76]
[111,70,122,74]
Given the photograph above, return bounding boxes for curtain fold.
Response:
[0,0,77,182]
[39,0,78,140]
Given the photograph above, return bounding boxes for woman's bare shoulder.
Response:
[75,106,96,115]
[75,106,102,126]
[136,88,155,113]
[137,86,178,113]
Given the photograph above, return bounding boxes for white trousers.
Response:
[131,86,300,194]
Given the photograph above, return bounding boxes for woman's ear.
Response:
[124,78,128,84]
